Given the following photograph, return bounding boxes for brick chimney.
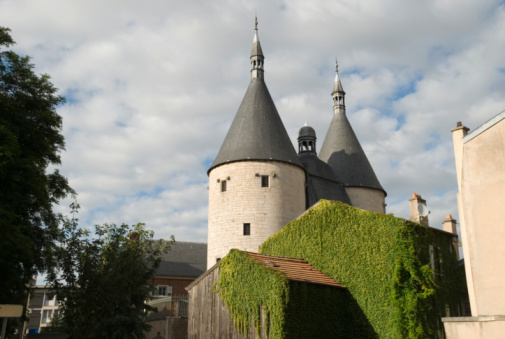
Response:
[409,193,429,226]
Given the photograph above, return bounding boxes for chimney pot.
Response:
[457,121,462,127]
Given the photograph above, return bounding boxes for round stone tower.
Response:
[206,19,306,268]
[319,61,387,213]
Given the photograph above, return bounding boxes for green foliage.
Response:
[0,25,73,330]
[213,249,289,338]
[284,282,378,338]
[47,209,174,339]
[40,311,65,333]
[258,200,464,339]
[214,249,378,338]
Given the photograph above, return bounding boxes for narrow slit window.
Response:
[261,175,269,187]
[221,180,227,192]
[243,223,250,236]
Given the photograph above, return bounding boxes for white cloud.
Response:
[2,0,505,247]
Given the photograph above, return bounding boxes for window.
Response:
[221,180,227,192]
[216,258,221,263]
[429,245,440,280]
[156,285,172,297]
[44,293,57,306]
[158,286,167,296]
[261,175,269,187]
[41,310,52,324]
[243,223,250,236]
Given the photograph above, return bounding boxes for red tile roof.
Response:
[246,252,344,288]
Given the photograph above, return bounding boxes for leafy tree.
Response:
[48,210,174,339]
[0,26,73,308]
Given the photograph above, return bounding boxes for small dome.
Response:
[298,125,316,138]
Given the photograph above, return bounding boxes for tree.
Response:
[0,26,73,307]
[48,211,174,339]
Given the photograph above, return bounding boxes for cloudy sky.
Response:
[2,0,504,246]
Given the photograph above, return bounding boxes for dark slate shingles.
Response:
[318,111,386,194]
[209,78,303,173]
[156,241,207,278]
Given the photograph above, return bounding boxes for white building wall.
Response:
[207,161,305,268]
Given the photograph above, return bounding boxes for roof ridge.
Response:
[245,251,306,262]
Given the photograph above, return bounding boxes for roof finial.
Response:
[335,59,339,73]
[255,16,258,31]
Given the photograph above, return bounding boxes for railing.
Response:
[148,295,188,318]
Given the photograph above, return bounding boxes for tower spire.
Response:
[319,60,386,213]
[332,59,345,113]
[250,17,264,80]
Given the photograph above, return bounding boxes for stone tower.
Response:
[206,19,306,268]
[318,62,386,213]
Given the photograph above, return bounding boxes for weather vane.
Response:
[255,16,258,30]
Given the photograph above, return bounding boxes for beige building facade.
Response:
[443,110,505,338]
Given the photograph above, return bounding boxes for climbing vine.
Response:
[213,200,465,338]
[212,249,289,338]
[260,200,464,338]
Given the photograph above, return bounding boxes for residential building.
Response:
[443,111,505,338]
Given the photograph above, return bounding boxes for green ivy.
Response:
[260,200,464,338]
[212,249,289,338]
[213,200,465,338]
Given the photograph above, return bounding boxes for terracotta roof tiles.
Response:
[246,252,343,288]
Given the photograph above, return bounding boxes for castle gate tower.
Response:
[318,62,386,213]
[206,19,306,268]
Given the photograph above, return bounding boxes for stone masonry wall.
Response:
[207,161,305,268]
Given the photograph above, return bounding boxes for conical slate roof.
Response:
[318,113,385,193]
[209,20,301,173]
[209,78,302,173]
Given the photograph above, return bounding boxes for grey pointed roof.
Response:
[318,112,386,194]
[299,153,351,207]
[251,29,263,57]
[332,62,345,94]
[156,242,207,278]
[208,78,302,173]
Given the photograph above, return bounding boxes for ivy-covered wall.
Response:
[213,249,378,339]
[213,249,289,338]
[259,200,465,338]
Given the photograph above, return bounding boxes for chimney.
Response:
[409,193,429,226]
[451,122,470,191]
[442,214,457,234]
[442,214,459,260]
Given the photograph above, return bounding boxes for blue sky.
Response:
[1,0,505,247]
